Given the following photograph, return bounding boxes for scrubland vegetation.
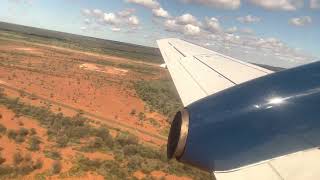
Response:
[0,22,214,179]
[134,79,183,120]
[0,89,210,179]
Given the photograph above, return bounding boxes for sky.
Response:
[0,0,319,68]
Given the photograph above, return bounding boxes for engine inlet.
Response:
[167,109,189,160]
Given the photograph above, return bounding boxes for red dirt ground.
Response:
[0,38,190,179]
[0,40,169,147]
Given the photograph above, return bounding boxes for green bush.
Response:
[33,159,43,169]
[30,128,37,135]
[115,133,138,147]
[7,128,30,143]
[51,161,61,174]
[134,80,182,119]
[13,152,23,165]
[141,159,161,174]
[28,136,41,151]
[44,150,61,160]
[0,165,14,176]
[7,130,17,140]
[123,145,138,156]
[90,127,113,148]
[0,124,6,134]
[56,135,69,147]
[127,155,143,172]
[76,156,102,171]
[0,155,6,165]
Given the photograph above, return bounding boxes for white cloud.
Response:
[181,0,240,10]
[82,9,91,16]
[164,19,181,32]
[226,26,237,34]
[183,24,201,35]
[103,13,119,25]
[80,27,87,31]
[237,15,261,23]
[81,8,142,32]
[93,9,103,17]
[128,15,140,25]
[152,8,170,18]
[111,27,121,32]
[176,13,201,26]
[289,16,312,26]
[240,28,254,34]
[117,8,135,17]
[204,17,222,33]
[84,18,91,25]
[126,0,160,9]
[248,0,303,11]
[310,0,320,9]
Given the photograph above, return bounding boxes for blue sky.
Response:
[0,0,319,67]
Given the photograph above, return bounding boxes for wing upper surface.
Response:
[157,38,273,106]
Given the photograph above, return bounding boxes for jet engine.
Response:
[167,61,320,172]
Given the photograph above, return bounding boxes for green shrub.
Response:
[76,156,102,171]
[56,135,69,147]
[138,112,145,122]
[123,145,138,156]
[51,161,61,174]
[7,129,17,140]
[28,136,41,151]
[13,152,23,165]
[0,165,14,176]
[90,127,113,148]
[44,150,61,160]
[141,159,161,174]
[0,124,6,134]
[127,155,143,172]
[0,155,6,165]
[30,128,37,135]
[7,128,31,143]
[134,80,182,118]
[148,118,160,127]
[115,133,138,147]
[18,128,29,136]
[33,159,43,169]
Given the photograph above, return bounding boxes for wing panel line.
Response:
[193,56,237,85]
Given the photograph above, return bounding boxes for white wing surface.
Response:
[157,38,273,106]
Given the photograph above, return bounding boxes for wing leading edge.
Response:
[157,38,273,106]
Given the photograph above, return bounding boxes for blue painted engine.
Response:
[168,61,320,172]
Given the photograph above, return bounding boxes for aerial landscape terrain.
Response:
[0,22,211,179]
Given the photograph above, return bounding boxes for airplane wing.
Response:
[157,38,320,180]
[157,38,273,106]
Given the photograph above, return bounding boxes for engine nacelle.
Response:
[168,61,320,172]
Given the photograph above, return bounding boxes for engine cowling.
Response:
[168,61,320,172]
